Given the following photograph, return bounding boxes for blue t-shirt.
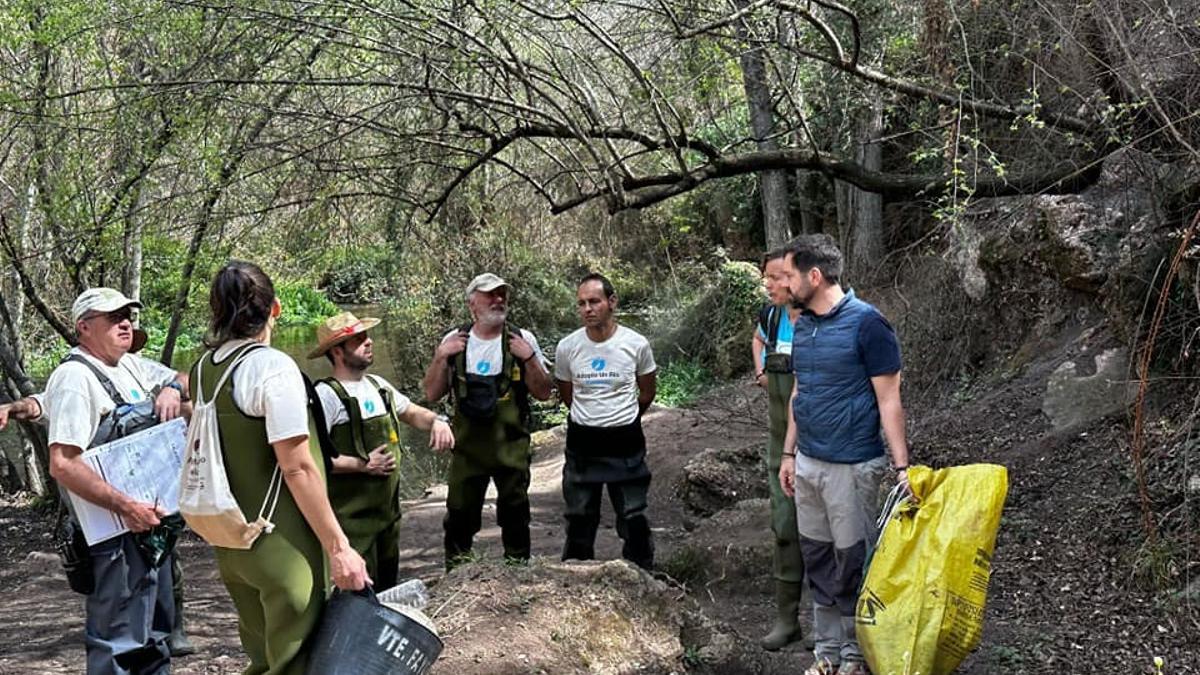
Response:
[756,306,795,367]
[856,313,902,376]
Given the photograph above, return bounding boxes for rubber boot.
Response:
[761,579,804,651]
[168,555,196,657]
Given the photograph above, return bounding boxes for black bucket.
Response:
[307,588,443,675]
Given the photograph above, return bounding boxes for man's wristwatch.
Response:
[155,381,188,401]
[435,414,450,425]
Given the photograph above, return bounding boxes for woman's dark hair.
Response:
[206,260,276,347]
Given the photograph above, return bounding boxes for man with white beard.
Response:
[422,273,554,568]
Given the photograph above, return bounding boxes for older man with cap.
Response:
[42,287,189,674]
[310,311,454,590]
[422,273,554,568]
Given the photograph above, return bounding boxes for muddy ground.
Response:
[0,371,1197,674]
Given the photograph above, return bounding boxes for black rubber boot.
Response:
[168,556,196,657]
[621,515,655,571]
[761,579,804,651]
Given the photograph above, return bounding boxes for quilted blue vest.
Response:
[790,289,886,464]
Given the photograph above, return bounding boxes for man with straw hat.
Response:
[310,311,454,590]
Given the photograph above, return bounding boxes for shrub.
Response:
[276,283,339,327]
[656,259,765,378]
[321,248,393,304]
[655,360,713,408]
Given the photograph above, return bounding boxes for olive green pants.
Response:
[350,520,400,591]
[444,453,531,566]
[767,371,805,584]
[214,528,326,675]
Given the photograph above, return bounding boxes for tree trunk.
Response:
[161,37,330,366]
[795,169,821,235]
[851,102,885,282]
[0,293,50,495]
[121,190,145,303]
[735,2,791,250]
[835,101,885,284]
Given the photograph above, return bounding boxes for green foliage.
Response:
[1130,537,1182,592]
[655,360,713,408]
[657,259,764,379]
[381,280,446,396]
[320,247,393,304]
[658,545,710,586]
[137,235,210,363]
[531,400,569,429]
[276,283,338,327]
[682,644,708,668]
[26,337,70,379]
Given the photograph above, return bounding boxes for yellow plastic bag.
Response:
[857,464,1008,675]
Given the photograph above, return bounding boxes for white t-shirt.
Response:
[440,327,549,375]
[314,375,412,432]
[44,347,178,450]
[206,340,310,444]
[554,325,656,427]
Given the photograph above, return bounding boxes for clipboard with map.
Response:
[66,417,188,545]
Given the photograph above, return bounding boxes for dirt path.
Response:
[2,375,1196,674]
[0,389,772,675]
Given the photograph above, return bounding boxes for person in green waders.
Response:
[194,261,368,675]
[422,273,555,568]
[309,311,455,590]
[751,247,809,651]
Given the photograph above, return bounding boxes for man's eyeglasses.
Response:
[85,308,134,324]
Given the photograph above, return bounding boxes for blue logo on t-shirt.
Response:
[590,358,606,372]
[477,361,491,374]
[363,400,376,414]
[130,389,142,401]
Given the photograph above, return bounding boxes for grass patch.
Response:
[657,545,710,586]
[656,360,713,408]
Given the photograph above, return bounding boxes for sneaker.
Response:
[803,657,838,675]
[837,661,870,675]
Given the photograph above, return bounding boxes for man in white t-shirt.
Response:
[422,273,554,568]
[308,311,454,589]
[43,288,188,674]
[554,273,657,570]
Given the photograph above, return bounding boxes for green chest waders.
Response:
[193,345,328,675]
[766,358,805,585]
[443,331,534,565]
[761,310,808,650]
[323,377,405,589]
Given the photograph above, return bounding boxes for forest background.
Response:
[0,2,1198,666]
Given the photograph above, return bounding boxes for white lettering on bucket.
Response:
[376,623,434,670]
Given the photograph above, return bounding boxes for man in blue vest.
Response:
[778,235,913,675]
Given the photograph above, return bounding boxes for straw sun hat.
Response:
[307,311,381,359]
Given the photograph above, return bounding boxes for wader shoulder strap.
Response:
[450,323,472,405]
[504,325,532,426]
[304,374,338,470]
[63,354,127,406]
[319,377,366,457]
[766,305,783,352]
